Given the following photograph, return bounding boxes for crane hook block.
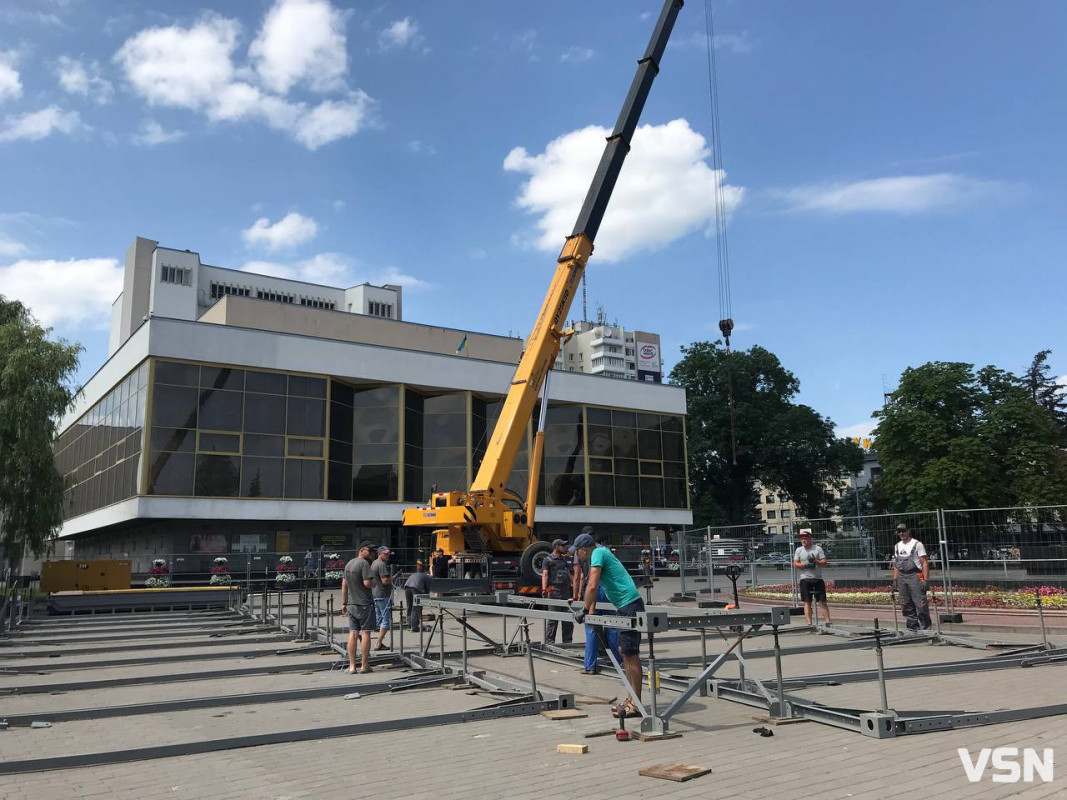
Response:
[718,319,734,338]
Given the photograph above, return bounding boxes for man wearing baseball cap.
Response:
[341,541,376,674]
[542,539,574,643]
[370,546,394,652]
[793,530,831,628]
[893,523,931,631]
[574,531,643,717]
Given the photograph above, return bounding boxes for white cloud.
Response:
[0,51,22,102]
[1056,375,1067,388]
[290,93,371,149]
[242,212,319,251]
[504,118,743,263]
[0,236,29,257]
[379,17,424,51]
[560,46,595,64]
[114,9,371,150]
[406,139,435,156]
[133,119,186,146]
[250,0,348,95]
[242,254,428,289]
[837,420,876,442]
[670,31,754,54]
[332,199,346,211]
[56,56,114,104]
[0,106,82,143]
[375,265,428,290]
[775,173,1007,215]
[0,257,123,328]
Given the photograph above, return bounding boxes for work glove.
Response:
[573,608,587,624]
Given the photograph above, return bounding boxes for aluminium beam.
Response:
[0,635,295,659]
[0,674,458,726]
[0,699,562,775]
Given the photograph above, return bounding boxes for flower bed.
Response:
[210,556,232,586]
[146,558,171,589]
[324,553,344,584]
[276,555,296,586]
[741,582,1067,610]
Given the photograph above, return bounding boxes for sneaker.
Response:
[374,644,390,651]
[579,669,598,675]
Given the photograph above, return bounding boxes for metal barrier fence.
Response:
[672,507,1067,614]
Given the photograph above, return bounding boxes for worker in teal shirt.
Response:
[574,532,644,717]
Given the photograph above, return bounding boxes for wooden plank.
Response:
[638,763,712,782]
[556,744,589,755]
[540,709,588,720]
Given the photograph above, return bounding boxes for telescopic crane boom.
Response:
[402,0,684,583]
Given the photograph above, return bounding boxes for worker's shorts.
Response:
[799,578,827,603]
[616,598,645,656]
[347,604,374,633]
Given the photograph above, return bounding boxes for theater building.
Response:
[54,237,692,577]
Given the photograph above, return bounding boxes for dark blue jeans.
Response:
[584,587,621,670]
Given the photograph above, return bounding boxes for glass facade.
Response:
[56,362,148,519]
[61,357,689,512]
[147,361,326,499]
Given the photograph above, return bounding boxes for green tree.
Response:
[1023,349,1067,438]
[0,297,81,563]
[873,361,1067,511]
[670,341,863,526]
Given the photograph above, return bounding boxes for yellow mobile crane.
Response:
[402,0,685,586]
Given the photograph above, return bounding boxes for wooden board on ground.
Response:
[541,709,588,720]
[639,763,712,782]
[557,744,588,754]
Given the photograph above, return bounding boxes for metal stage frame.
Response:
[414,593,1067,740]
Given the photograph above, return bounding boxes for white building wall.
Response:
[149,248,200,322]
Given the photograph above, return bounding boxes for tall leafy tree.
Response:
[1023,349,1067,438]
[873,361,1067,511]
[670,341,863,526]
[0,297,81,563]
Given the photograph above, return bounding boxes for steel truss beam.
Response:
[0,699,563,774]
[0,675,458,726]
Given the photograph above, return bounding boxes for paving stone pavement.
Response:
[1,604,1065,799]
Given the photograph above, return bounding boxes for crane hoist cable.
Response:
[704,0,739,465]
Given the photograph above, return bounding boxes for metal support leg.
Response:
[700,628,707,669]
[399,602,405,655]
[874,618,889,712]
[522,619,540,700]
[1038,596,1050,651]
[891,588,899,634]
[462,609,469,681]
[439,612,446,672]
[772,625,787,717]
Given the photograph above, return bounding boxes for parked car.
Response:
[755,554,789,571]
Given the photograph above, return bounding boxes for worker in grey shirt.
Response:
[341,541,375,674]
[370,546,394,652]
[404,560,431,632]
[793,530,831,627]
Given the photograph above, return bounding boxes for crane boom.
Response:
[402,0,684,580]
[472,0,684,497]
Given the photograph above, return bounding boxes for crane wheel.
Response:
[520,541,553,584]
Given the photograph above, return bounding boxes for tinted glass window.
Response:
[284,459,324,499]
[353,463,398,501]
[245,370,287,394]
[287,397,326,437]
[244,393,286,434]
[200,367,244,392]
[151,385,198,429]
[148,452,194,495]
[199,432,240,453]
[244,433,285,457]
[155,361,199,387]
[150,427,194,453]
[199,389,243,431]
[195,454,240,497]
[241,457,283,497]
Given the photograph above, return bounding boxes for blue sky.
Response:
[1,0,1065,440]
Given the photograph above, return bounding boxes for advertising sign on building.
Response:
[635,338,662,383]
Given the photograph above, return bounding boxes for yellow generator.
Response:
[41,559,132,593]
